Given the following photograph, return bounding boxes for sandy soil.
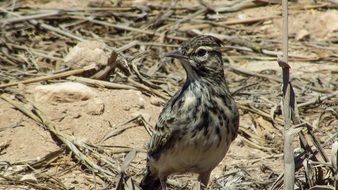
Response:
[0,83,284,189]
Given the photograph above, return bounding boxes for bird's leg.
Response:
[160,176,167,190]
[198,170,211,189]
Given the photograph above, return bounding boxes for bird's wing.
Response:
[148,92,190,159]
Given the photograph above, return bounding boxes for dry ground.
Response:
[0,0,337,190]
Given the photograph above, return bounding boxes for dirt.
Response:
[0,67,321,189]
[0,87,159,160]
[0,86,162,189]
[0,75,289,189]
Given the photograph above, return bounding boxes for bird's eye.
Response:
[196,49,207,57]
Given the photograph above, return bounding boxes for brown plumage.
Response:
[140,35,239,190]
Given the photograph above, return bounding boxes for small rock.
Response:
[135,91,145,109]
[150,96,165,106]
[237,13,247,20]
[123,106,131,111]
[86,98,105,115]
[138,97,145,109]
[34,82,97,103]
[64,41,110,69]
[295,29,310,41]
[20,173,37,182]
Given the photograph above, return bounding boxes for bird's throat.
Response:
[181,60,198,80]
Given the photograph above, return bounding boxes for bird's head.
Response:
[165,35,224,80]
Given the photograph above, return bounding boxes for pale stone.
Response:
[295,29,310,41]
[20,173,37,182]
[64,41,110,69]
[135,91,145,109]
[85,98,105,115]
[34,82,97,103]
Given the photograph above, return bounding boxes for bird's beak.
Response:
[164,49,187,60]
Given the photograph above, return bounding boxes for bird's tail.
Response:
[140,169,161,190]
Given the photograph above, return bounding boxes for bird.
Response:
[140,35,239,190]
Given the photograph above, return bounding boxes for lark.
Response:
[140,35,239,190]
